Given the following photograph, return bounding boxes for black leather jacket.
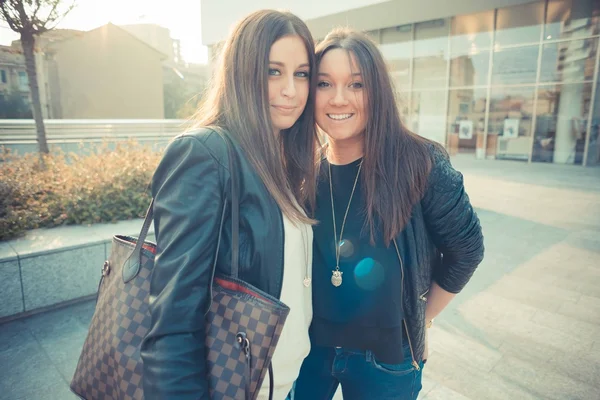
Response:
[140,128,285,400]
[396,145,485,369]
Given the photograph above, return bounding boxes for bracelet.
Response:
[425,319,434,329]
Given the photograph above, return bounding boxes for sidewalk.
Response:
[1,156,599,400]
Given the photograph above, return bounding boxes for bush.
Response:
[0,141,162,241]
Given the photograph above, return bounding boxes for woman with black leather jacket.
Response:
[140,10,319,400]
[291,28,485,400]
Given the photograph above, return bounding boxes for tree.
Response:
[0,0,75,153]
[163,73,205,120]
[163,78,188,119]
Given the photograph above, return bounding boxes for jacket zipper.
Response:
[276,208,285,299]
[205,201,228,316]
[393,239,420,372]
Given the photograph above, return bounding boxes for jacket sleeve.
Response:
[140,135,223,399]
[421,146,484,294]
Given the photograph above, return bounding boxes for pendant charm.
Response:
[303,277,311,287]
[331,270,343,287]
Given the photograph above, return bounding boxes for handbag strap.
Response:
[226,131,240,278]
[123,128,240,281]
[126,128,271,400]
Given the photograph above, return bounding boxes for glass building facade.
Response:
[365,0,600,166]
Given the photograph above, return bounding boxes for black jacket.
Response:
[140,128,285,399]
[396,144,485,368]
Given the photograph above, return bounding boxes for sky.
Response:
[0,0,208,63]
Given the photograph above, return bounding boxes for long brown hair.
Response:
[316,28,441,244]
[195,10,318,223]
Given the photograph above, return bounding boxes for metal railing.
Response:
[0,119,194,154]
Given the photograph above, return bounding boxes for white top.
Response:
[257,213,313,400]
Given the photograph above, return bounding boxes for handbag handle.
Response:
[123,128,240,282]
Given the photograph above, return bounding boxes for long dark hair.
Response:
[195,10,318,223]
[316,28,440,244]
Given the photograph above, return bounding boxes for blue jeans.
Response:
[288,343,424,400]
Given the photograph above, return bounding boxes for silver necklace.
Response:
[328,159,362,287]
[300,220,311,287]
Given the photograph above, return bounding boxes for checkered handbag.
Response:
[70,132,290,400]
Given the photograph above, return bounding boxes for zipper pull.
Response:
[412,360,421,371]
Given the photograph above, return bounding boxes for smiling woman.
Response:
[292,28,484,400]
[315,49,367,163]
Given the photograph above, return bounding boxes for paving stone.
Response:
[420,384,472,400]
[531,309,600,344]
[558,295,600,325]
[492,355,598,400]
[487,274,581,313]
[425,351,540,400]
[0,338,65,399]
[419,375,439,398]
[427,326,503,373]
[457,292,538,327]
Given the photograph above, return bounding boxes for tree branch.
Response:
[44,0,74,31]
[31,0,43,24]
[1,0,76,34]
[14,0,33,33]
[0,0,24,31]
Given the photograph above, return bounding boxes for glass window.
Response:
[381,42,412,92]
[450,50,490,87]
[534,83,592,164]
[410,89,448,145]
[449,11,493,88]
[487,86,536,160]
[413,19,449,89]
[380,25,412,92]
[451,10,494,53]
[540,38,598,83]
[413,57,448,89]
[0,70,6,84]
[495,1,545,48]
[365,29,381,44]
[18,71,28,90]
[381,24,411,44]
[396,90,411,123]
[447,88,488,157]
[492,45,539,85]
[545,0,600,41]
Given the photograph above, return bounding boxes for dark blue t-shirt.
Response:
[311,158,406,364]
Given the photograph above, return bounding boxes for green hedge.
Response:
[0,141,162,241]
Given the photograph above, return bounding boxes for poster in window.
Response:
[503,118,520,138]
[459,120,473,140]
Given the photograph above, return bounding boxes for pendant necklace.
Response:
[301,220,311,287]
[328,159,362,287]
